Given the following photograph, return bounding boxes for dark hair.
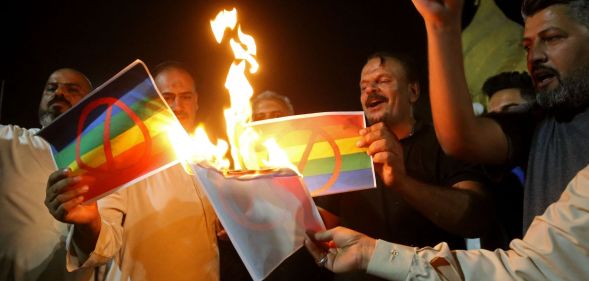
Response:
[252,90,295,115]
[522,0,589,28]
[152,61,197,82]
[366,51,419,84]
[482,71,535,102]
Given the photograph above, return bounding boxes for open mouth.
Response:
[533,68,558,90]
[365,95,388,109]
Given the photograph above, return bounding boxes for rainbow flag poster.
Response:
[247,112,376,197]
[38,60,181,203]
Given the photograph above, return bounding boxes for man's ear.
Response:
[409,82,420,103]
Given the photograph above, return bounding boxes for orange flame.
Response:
[167,8,299,174]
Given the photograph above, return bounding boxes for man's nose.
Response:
[54,85,66,97]
[527,44,547,70]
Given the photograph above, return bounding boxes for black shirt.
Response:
[317,121,486,248]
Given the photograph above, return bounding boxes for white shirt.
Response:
[366,164,589,281]
[66,163,219,281]
[0,124,94,281]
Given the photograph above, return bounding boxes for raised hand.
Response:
[304,226,376,273]
[357,122,405,187]
[411,0,464,28]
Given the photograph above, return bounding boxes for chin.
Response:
[366,115,386,126]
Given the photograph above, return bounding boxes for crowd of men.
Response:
[1,0,589,280]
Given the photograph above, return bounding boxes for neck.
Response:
[391,118,416,140]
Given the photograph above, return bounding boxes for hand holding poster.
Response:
[38,60,182,203]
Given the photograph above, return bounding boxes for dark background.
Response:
[0,0,523,138]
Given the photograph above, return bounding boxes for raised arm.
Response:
[412,0,509,164]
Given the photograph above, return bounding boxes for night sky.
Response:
[0,0,523,138]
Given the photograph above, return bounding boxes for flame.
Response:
[166,8,299,175]
[167,124,230,172]
[210,8,237,43]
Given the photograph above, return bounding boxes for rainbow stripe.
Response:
[38,61,179,202]
[248,112,375,196]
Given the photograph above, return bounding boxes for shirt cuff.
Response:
[65,221,112,271]
[366,240,415,281]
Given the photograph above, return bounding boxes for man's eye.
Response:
[544,35,564,43]
[67,87,81,95]
[46,84,57,92]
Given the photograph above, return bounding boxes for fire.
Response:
[167,8,298,174]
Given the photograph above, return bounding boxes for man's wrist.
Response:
[361,236,377,271]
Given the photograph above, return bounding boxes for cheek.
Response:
[68,96,83,105]
[551,42,589,74]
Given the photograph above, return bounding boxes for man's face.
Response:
[360,57,418,126]
[155,68,199,132]
[38,69,91,127]
[252,98,291,121]
[487,88,528,113]
[523,4,589,111]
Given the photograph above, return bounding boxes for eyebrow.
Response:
[47,82,82,88]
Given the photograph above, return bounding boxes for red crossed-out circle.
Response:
[75,97,152,174]
[292,128,342,195]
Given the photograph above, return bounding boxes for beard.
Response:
[38,95,72,127]
[536,64,589,114]
[366,109,392,126]
[38,109,61,128]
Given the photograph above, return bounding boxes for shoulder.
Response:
[0,124,40,140]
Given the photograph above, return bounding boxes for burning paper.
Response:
[248,111,376,196]
[190,164,325,281]
[38,60,183,202]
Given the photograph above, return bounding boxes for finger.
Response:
[53,196,84,220]
[46,184,87,215]
[372,151,394,165]
[366,139,388,156]
[55,185,89,206]
[47,168,70,188]
[46,176,82,204]
[357,129,385,148]
[358,122,386,139]
[60,195,85,213]
[313,229,335,243]
[304,236,325,262]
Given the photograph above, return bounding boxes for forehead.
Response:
[254,98,288,112]
[155,68,196,91]
[361,57,405,79]
[524,5,581,36]
[47,70,87,87]
[489,88,524,102]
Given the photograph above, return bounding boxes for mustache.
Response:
[48,95,72,109]
[531,63,559,78]
[365,93,388,103]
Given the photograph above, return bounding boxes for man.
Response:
[414,0,589,232]
[44,62,219,281]
[483,71,535,113]
[0,68,94,280]
[480,71,536,247]
[251,90,294,121]
[301,0,589,279]
[156,62,199,132]
[316,52,494,280]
